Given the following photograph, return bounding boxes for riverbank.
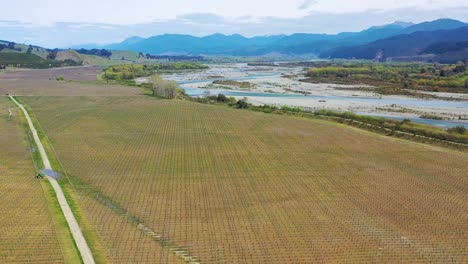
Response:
[163,63,467,128]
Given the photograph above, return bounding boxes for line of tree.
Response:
[46,49,58,60]
[75,49,112,58]
[0,42,22,52]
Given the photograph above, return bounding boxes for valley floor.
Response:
[1,66,467,263]
[22,94,468,263]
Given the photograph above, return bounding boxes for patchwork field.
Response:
[21,95,468,263]
[0,97,66,263]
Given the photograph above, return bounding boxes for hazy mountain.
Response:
[105,36,146,50]
[418,41,468,63]
[400,18,467,34]
[22,18,468,58]
[103,19,465,56]
[231,22,414,56]
[421,41,468,55]
[323,26,468,60]
[109,33,285,55]
[101,22,411,56]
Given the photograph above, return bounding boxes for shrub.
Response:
[227,97,237,106]
[216,94,228,103]
[148,75,183,99]
[236,98,249,109]
[447,126,466,134]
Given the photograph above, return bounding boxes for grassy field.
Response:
[21,95,468,263]
[0,97,70,263]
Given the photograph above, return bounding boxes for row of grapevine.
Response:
[23,95,468,263]
[0,98,65,263]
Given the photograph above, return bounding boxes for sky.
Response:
[1,0,468,47]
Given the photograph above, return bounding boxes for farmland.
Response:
[0,79,143,96]
[0,97,68,263]
[0,66,103,81]
[20,95,468,263]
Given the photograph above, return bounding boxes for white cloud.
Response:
[305,0,468,13]
[3,0,467,26]
[0,2,467,47]
[1,0,309,25]
[299,0,317,10]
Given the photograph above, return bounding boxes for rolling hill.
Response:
[0,40,180,68]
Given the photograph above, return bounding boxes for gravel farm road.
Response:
[9,95,95,264]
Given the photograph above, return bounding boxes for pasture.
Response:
[21,95,468,263]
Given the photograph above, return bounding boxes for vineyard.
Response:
[20,95,468,263]
[0,79,143,96]
[0,97,66,263]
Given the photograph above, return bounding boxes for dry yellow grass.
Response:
[0,97,65,263]
[23,95,468,263]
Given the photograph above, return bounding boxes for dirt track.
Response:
[9,95,95,264]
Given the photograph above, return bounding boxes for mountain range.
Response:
[2,18,468,64]
[323,26,468,61]
[74,18,467,60]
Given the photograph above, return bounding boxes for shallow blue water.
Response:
[356,113,467,128]
[178,74,467,128]
[178,72,282,85]
[183,87,467,109]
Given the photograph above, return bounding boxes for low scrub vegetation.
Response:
[447,126,467,135]
[420,114,444,120]
[303,61,468,93]
[212,80,254,88]
[0,52,81,69]
[75,48,112,58]
[103,62,208,81]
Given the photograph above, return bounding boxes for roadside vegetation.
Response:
[302,61,468,94]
